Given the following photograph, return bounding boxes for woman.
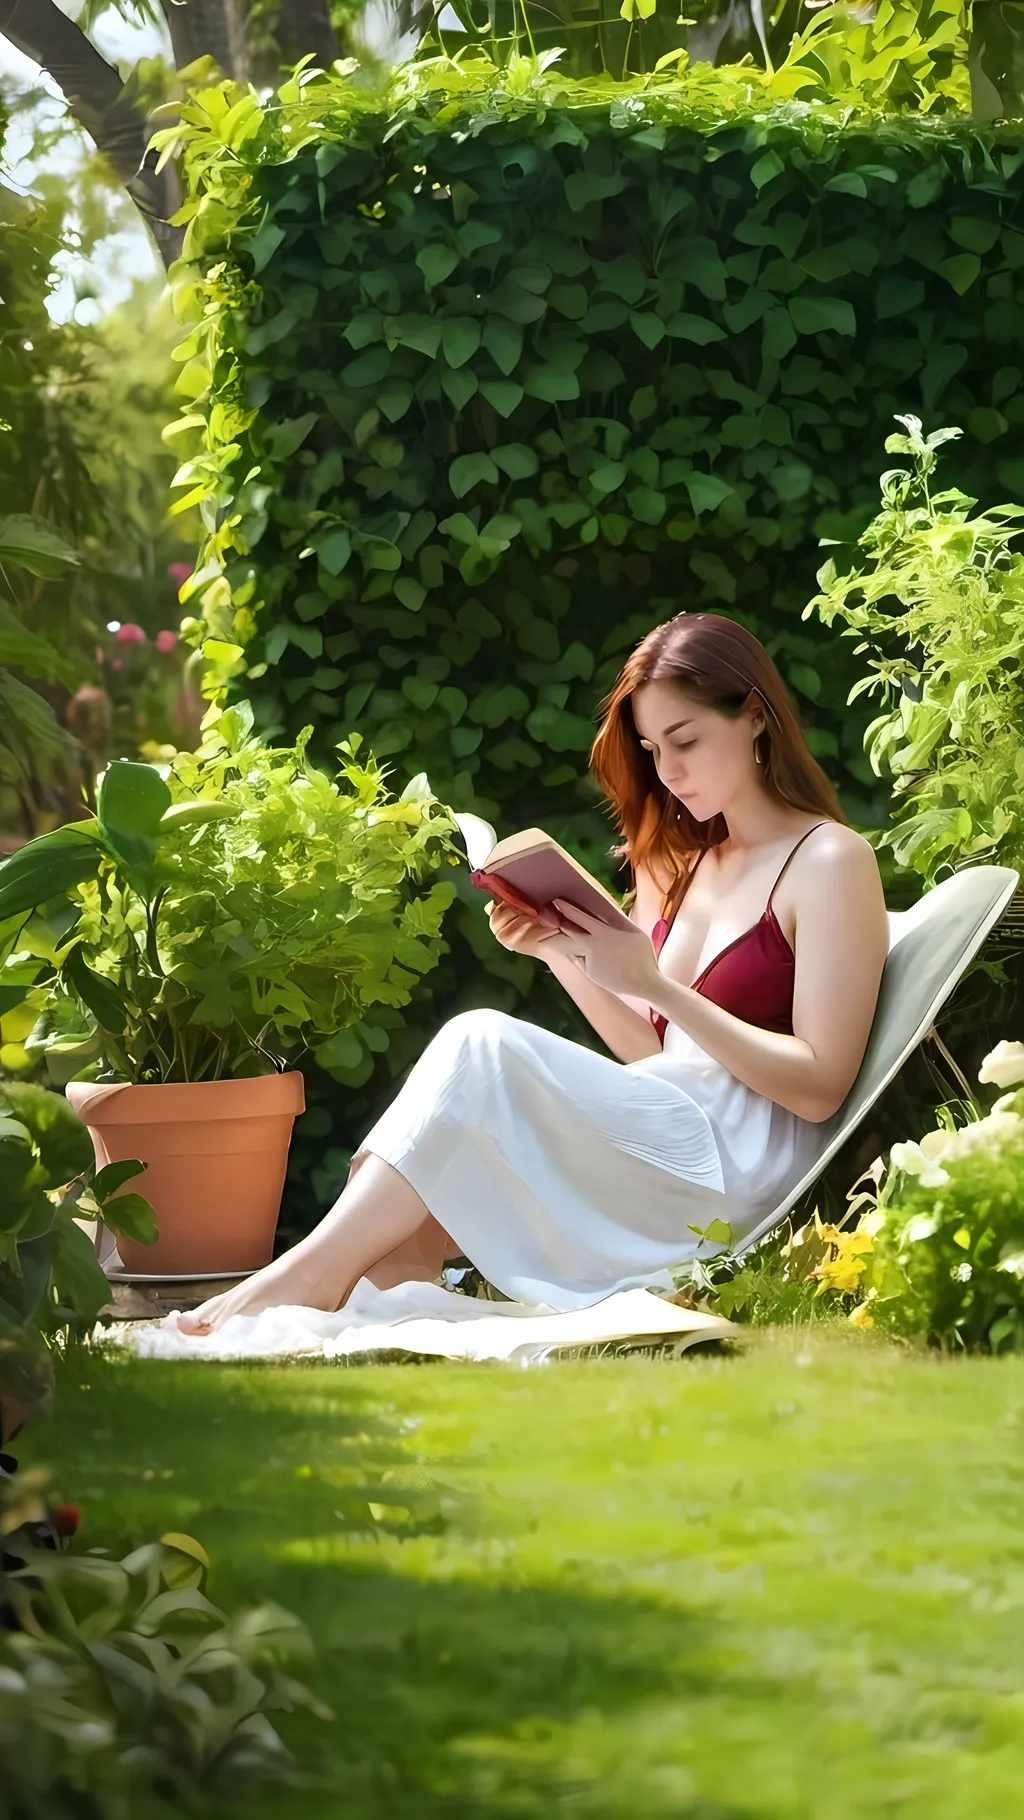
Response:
[179,612,888,1335]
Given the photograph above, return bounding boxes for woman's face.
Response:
[631,680,765,821]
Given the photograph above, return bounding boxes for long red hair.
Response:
[590,612,846,918]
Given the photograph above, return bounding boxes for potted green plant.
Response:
[0,702,459,1275]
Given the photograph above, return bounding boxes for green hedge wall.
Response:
[166,67,1024,1230]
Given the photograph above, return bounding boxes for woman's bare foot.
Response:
[175,1152,442,1337]
[176,1250,340,1336]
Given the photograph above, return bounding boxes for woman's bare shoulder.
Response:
[792,822,886,925]
[801,821,880,879]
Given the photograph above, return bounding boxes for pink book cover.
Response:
[455,815,632,931]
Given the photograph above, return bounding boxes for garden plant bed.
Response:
[26,1332,1024,1818]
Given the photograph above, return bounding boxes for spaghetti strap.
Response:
[766,821,831,913]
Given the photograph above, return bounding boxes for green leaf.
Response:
[479,380,524,416]
[482,319,523,376]
[788,297,856,337]
[442,318,482,368]
[98,760,172,841]
[564,172,628,212]
[685,473,734,515]
[590,461,626,495]
[523,366,580,403]
[937,253,982,295]
[0,827,101,921]
[417,243,459,286]
[823,172,867,198]
[317,528,351,574]
[63,946,126,1035]
[750,151,784,190]
[966,406,1009,443]
[94,1158,147,1198]
[100,1190,158,1246]
[0,515,79,578]
[664,313,726,345]
[450,453,500,498]
[51,1214,110,1325]
[627,486,666,525]
[491,444,538,480]
[393,577,426,611]
[630,312,665,349]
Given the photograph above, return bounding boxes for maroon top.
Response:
[648,823,829,1045]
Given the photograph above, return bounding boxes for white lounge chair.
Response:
[737,862,1021,1255]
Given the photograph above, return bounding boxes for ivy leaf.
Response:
[789,297,856,336]
[523,366,580,403]
[482,320,524,375]
[630,312,665,349]
[442,319,482,368]
[664,313,725,344]
[590,461,626,495]
[417,244,459,286]
[491,444,538,480]
[479,379,524,416]
[450,453,500,497]
[937,253,982,295]
[564,172,628,212]
[685,473,734,515]
[317,529,351,575]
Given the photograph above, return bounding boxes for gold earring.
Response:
[754,736,764,765]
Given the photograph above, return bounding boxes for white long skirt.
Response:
[358,1008,823,1312]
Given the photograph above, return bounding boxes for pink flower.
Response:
[111,658,124,671]
[167,563,193,587]
[155,630,178,653]
[115,623,147,645]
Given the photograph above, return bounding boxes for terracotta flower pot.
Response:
[66,1072,306,1275]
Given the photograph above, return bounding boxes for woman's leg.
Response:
[177,1154,442,1335]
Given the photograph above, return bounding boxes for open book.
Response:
[453,813,635,931]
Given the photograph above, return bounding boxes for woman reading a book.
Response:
[179,612,887,1335]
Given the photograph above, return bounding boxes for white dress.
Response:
[358,941,824,1312]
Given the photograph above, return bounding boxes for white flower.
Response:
[997,1250,1024,1280]
[978,1040,1024,1090]
[904,1213,940,1244]
[889,1139,949,1187]
[947,1111,1023,1159]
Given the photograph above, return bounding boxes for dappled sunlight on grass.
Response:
[21,1331,1024,1817]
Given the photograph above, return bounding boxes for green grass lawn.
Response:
[23,1331,1024,1819]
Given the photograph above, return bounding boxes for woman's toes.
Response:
[176,1309,214,1335]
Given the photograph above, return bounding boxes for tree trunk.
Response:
[0,0,182,266]
[267,0,342,68]
[161,0,249,82]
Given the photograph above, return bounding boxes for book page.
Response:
[452,811,497,873]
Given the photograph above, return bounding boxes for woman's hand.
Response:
[485,899,564,962]
[550,899,662,998]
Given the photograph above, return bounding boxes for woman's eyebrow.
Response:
[642,718,693,740]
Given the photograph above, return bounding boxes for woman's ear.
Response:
[744,689,767,739]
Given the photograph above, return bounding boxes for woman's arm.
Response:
[543,947,663,1063]
[553,827,889,1122]
[485,897,662,1063]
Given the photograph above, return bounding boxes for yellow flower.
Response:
[849,1301,875,1331]
[817,1254,867,1295]
[814,1226,874,1298]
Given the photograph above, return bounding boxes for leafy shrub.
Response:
[694,1039,1024,1351]
[0,1473,329,1820]
[0,701,459,1089]
[0,1080,156,1408]
[842,1039,1024,1352]
[154,58,1024,1218]
[805,414,1024,886]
